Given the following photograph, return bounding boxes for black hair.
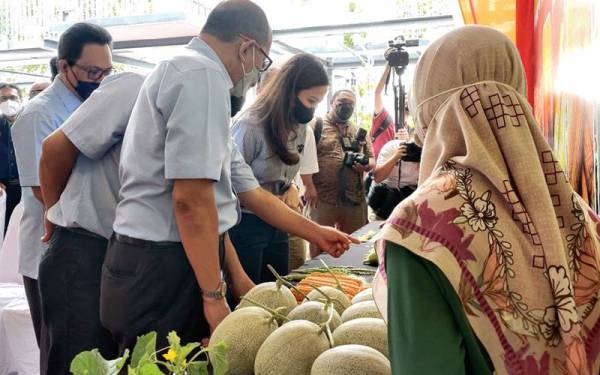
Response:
[49,57,59,80]
[201,0,271,46]
[0,83,22,99]
[331,89,356,103]
[249,53,329,165]
[58,22,113,65]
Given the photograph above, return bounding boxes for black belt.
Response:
[56,226,106,241]
[113,233,226,251]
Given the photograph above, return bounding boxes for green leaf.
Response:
[138,363,163,375]
[70,349,125,375]
[131,332,157,368]
[178,342,201,361]
[188,361,209,375]
[167,331,181,351]
[209,341,229,375]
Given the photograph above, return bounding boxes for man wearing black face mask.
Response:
[309,89,375,255]
[10,22,112,375]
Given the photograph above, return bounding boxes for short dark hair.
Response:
[331,89,356,103]
[58,22,113,65]
[0,83,22,99]
[49,57,59,80]
[201,0,271,46]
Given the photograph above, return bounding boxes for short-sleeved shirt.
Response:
[294,125,319,190]
[11,78,81,279]
[312,114,374,206]
[376,140,420,188]
[232,113,307,196]
[370,108,395,159]
[0,115,19,181]
[47,72,145,239]
[113,37,259,241]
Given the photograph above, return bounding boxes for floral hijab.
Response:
[373,26,600,375]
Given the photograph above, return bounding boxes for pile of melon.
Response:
[208,270,390,375]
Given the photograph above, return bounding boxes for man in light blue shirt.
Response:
[102,0,353,352]
[10,22,113,374]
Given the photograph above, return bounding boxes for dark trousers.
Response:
[23,275,48,375]
[229,213,289,284]
[38,227,117,374]
[100,234,225,354]
[2,180,21,234]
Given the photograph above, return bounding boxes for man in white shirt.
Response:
[371,128,420,219]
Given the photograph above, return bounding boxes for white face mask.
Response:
[0,100,21,117]
[230,46,261,99]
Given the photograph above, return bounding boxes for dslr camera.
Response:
[342,128,369,168]
[401,141,422,163]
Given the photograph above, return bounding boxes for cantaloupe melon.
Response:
[237,282,297,317]
[208,307,278,375]
[340,300,382,322]
[351,288,373,304]
[254,320,331,375]
[310,345,391,375]
[332,318,388,358]
[306,286,350,315]
[287,301,342,331]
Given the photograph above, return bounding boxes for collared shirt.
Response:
[0,115,19,182]
[312,114,374,206]
[377,139,420,188]
[232,112,307,197]
[11,78,81,279]
[113,37,259,241]
[47,72,145,239]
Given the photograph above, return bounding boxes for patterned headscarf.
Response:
[373,26,600,375]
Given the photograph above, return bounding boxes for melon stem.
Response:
[240,296,290,322]
[319,259,344,291]
[319,305,336,347]
[267,264,310,300]
[309,285,337,310]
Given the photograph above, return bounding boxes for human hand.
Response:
[202,298,231,345]
[394,144,408,162]
[41,209,54,243]
[396,128,409,142]
[312,226,359,258]
[352,162,371,174]
[281,184,303,211]
[302,184,318,208]
[230,274,255,301]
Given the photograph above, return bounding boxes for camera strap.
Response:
[371,115,391,142]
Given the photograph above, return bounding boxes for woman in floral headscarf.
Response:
[373,26,600,375]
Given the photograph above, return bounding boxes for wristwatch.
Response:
[201,280,227,300]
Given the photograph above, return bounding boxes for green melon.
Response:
[209,307,278,375]
[310,345,391,375]
[332,318,388,358]
[340,300,382,322]
[237,282,297,318]
[287,301,342,331]
[351,288,373,304]
[254,320,331,375]
[306,286,351,315]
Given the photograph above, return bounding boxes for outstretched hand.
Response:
[312,226,359,258]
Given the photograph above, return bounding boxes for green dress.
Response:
[386,242,494,375]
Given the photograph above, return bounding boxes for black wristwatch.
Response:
[201,280,227,300]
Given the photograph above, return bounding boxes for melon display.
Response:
[341,300,382,322]
[332,318,388,358]
[310,345,391,375]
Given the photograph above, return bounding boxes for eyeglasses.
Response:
[72,63,114,81]
[239,34,273,73]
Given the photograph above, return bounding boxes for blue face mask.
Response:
[74,81,100,101]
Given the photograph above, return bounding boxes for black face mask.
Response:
[230,95,245,117]
[292,96,315,124]
[335,103,354,122]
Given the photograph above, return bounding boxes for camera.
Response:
[343,151,370,168]
[385,36,419,69]
[342,128,369,168]
[401,142,422,163]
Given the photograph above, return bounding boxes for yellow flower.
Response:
[163,349,177,362]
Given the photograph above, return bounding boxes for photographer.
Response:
[370,64,395,159]
[309,90,374,255]
[369,127,419,219]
